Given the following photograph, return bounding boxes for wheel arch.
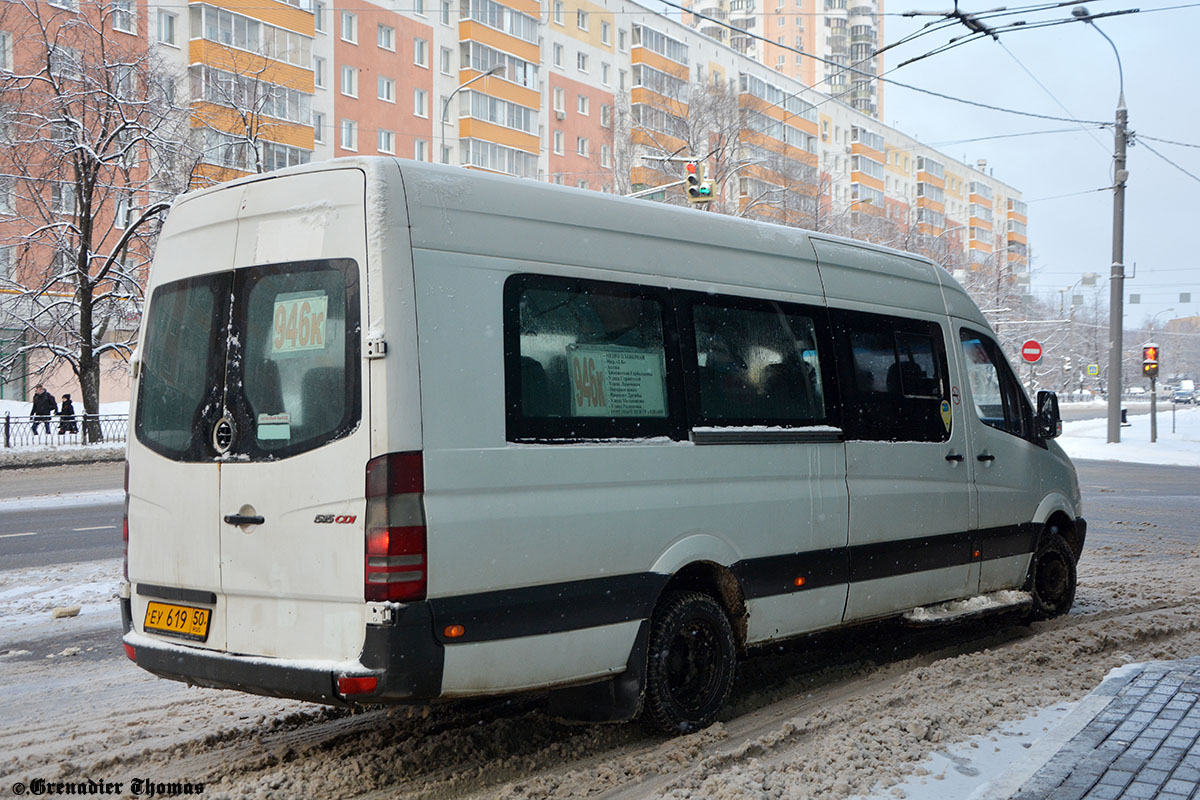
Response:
[1033,492,1083,563]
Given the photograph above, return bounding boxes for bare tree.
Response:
[0,0,188,439]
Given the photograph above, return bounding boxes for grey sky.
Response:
[880,1,1200,331]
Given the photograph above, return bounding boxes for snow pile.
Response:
[0,399,129,417]
[1058,406,1200,466]
[902,590,1030,623]
[0,559,122,637]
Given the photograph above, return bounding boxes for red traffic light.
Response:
[685,162,698,175]
[1142,345,1159,362]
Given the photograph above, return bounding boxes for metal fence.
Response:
[2,413,128,448]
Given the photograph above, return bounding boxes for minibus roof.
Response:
[167,157,990,329]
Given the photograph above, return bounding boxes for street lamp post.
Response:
[1075,6,1129,444]
[439,64,505,165]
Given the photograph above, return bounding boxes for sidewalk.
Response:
[1009,658,1200,800]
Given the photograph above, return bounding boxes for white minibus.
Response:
[122,158,1084,734]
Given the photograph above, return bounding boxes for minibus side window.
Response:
[504,274,682,442]
[688,301,828,426]
[836,311,951,442]
[960,331,1031,439]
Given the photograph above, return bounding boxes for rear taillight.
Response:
[364,452,426,602]
[122,461,130,582]
[123,642,136,662]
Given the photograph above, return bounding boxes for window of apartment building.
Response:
[378,24,394,50]
[601,20,611,45]
[0,177,13,215]
[340,65,357,97]
[600,143,611,168]
[577,179,587,189]
[553,87,565,112]
[378,129,395,154]
[601,62,610,85]
[577,10,588,30]
[313,0,326,32]
[600,103,611,127]
[0,31,11,71]
[48,45,81,80]
[619,69,627,91]
[553,0,563,24]
[414,88,428,117]
[0,246,12,279]
[576,137,588,157]
[312,111,325,144]
[441,144,451,164]
[313,55,326,88]
[157,10,177,45]
[378,76,395,102]
[414,0,425,16]
[553,174,565,185]
[577,52,588,72]
[341,119,357,151]
[440,47,452,75]
[776,56,784,68]
[414,38,428,66]
[618,29,627,51]
[48,0,77,11]
[114,192,134,229]
[553,43,563,68]
[442,0,452,25]
[553,130,563,155]
[51,181,76,214]
[415,140,428,161]
[341,12,357,43]
[113,0,136,33]
[577,94,588,115]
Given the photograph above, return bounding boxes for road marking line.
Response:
[73,525,117,531]
[0,532,37,539]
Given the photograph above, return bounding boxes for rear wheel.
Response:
[1025,531,1077,621]
[643,591,736,735]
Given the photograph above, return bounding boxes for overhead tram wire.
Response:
[996,40,1110,154]
[656,0,1109,124]
[1139,140,1200,185]
[1139,134,1200,149]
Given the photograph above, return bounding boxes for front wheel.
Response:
[1025,531,1077,621]
[642,591,737,735]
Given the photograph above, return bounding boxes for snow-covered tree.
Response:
[0,0,188,439]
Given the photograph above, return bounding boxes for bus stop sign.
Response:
[1021,339,1043,364]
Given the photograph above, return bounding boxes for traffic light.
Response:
[1142,343,1159,378]
[685,161,713,204]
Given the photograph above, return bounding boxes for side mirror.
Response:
[1036,390,1061,440]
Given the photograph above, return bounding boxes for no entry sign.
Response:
[1020,339,1043,364]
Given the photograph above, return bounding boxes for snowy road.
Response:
[2,458,1198,799]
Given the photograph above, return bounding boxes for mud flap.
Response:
[546,620,649,723]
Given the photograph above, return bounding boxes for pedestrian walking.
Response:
[30,384,57,435]
[58,393,77,435]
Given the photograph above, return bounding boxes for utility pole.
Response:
[1106,95,1128,443]
[1072,7,1131,444]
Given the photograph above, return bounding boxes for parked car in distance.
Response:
[1173,390,1195,404]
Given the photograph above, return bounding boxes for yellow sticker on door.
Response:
[940,400,952,432]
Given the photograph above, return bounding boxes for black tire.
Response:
[1025,531,1077,621]
[642,591,737,736]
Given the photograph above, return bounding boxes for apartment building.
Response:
[685,0,883,117]
[11,0,1026,279]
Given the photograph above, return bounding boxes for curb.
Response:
[974,663,1147,800]
[0,447,126,469]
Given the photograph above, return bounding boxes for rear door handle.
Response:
[976,453,995,462]
[223,514,265,526]
[945,452,964,462]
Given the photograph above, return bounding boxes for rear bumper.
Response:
[121,596,443,706]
